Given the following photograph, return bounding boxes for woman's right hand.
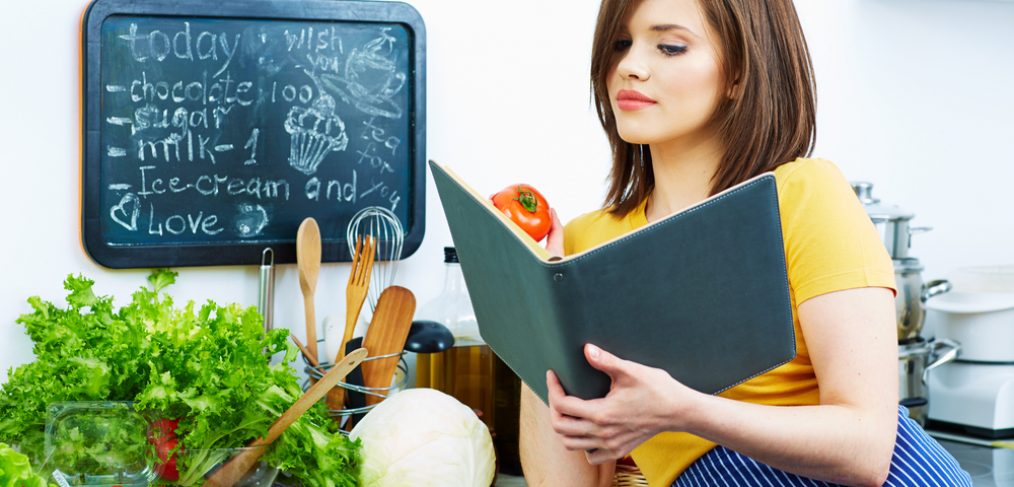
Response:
[546,209,564,258]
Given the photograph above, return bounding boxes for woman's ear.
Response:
[727,81,740,100]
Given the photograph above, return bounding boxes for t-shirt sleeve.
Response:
[778,159,897,305]
[562,223,576,257]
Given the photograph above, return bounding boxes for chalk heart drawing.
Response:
[110,193,141,231]
[236,203,269,238]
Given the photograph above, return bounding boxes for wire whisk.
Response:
[346,206,405,314]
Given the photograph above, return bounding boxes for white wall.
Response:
[2,0,1013,382]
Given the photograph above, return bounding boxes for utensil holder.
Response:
[299,343,409,421]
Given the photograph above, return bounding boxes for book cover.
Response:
[430,160,796,402]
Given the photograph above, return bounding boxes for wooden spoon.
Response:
[296,218,322,362]
[203,348,368,487]
[361,286,416,406]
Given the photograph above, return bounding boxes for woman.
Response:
[518,1,972,486]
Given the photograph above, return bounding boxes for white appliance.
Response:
[927,361,1014,437]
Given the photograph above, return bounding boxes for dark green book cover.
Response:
[430,160,795,402]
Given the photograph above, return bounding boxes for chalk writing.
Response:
[284,26,343,54]
[107,116,132,126]
[359,178,401,212]
[97,16,413,247]
[360,117,400,156]
[146,203,223,236]
[119,22,241,77]
[304,170,357,203]
[355,142,395,174]
[243,128,260,165]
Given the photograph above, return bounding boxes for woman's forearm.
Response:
[682,394,896,486]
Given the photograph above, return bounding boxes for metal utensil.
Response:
[257,248,275,333]
[204,348,368,487]
[297,218,322,363]
[361,286,415,406]
[346,206,405,314]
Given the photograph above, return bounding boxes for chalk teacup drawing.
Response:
[284,94,349,176]
[320,28,407,120]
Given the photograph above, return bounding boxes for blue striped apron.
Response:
[673,406,972,486]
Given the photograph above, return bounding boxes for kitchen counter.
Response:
[938,439,1014,486]
[496,440,1014,486]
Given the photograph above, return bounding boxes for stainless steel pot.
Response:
[895,258,952,341]
[898,338,960,425]
[852,182,931,260]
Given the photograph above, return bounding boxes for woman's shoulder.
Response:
[773,157,849,187]
[772,157,857,204]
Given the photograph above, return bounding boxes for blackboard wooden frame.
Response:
[81,0,426,268]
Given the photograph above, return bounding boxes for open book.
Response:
[430,160,796,402]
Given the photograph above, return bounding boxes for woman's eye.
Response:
[613,39,632,52]
[659,44,688,56]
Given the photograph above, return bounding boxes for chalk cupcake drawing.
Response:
[284,93,349,176]
[319,28,407,120]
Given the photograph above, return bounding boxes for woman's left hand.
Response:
[547,344,704,464]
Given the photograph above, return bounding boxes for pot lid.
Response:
[925,291,1014,314]
[894,257,924,271]
[851,182,914,222]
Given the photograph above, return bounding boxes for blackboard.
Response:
[81,0,426,268]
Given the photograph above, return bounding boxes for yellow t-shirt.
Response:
[563,158,897,487]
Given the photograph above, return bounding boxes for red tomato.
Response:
[490,184,552,242]
[149,418,181,482]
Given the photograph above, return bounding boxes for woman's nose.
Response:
[616,51,650,81]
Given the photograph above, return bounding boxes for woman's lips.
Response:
[616,90,657,111]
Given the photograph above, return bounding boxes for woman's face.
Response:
[606,0,726,146]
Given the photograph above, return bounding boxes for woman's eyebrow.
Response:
[650,24,699,37]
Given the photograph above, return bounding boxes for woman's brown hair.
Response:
[591,0,817,216]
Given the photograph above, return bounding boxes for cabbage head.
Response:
[350,388,495,487]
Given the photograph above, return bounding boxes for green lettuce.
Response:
[0,270,360,486]
[0,443,50,487]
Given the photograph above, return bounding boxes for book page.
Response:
[433,161,774,264]
[432,161,552,261]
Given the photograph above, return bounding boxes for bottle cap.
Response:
[444,246,459,263]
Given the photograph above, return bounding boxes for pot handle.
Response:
[921,279,952,302]
[922,338,960,385]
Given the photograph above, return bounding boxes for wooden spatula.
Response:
[296,218,322,362]
[203,348,368,487]
[361,286,416,406]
